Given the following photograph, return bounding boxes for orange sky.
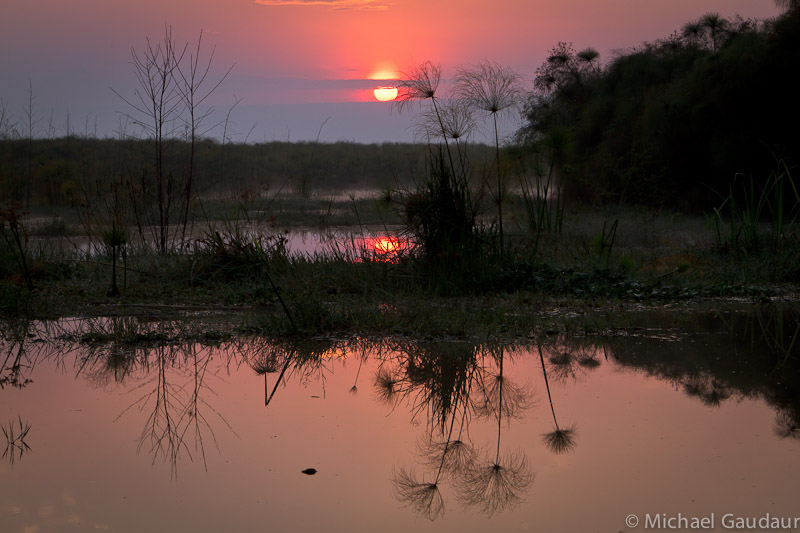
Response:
[0,0,782,141]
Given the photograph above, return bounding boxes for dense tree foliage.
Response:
[518,9,800,210]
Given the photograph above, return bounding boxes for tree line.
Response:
[516,7,800,210]
[0,136,487,209]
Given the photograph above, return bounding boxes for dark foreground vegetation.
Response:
[1,8,799,338]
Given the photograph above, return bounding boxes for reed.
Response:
[708,161,799,255]
[2,416,32,465]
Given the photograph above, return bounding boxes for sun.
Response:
[373,86,398,102]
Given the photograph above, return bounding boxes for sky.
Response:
[0,0,782,144]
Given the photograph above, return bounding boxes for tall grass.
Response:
[401,152,478,263]
[708,162,799,254]
[0,202,33,291]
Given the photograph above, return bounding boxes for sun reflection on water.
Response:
[364,235,407,262]
[373,236,399,254]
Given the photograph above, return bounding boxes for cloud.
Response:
[254,0,390,10]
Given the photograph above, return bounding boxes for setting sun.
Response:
[373,86,398,102]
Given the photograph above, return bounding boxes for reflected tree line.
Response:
[1,303,799,508]
[603,304,800,443]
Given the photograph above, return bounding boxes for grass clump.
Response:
[708,162,799,256]
[189,223,288,286]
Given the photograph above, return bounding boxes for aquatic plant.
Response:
[591,218,618,266]
[456,449,533,516]
[392,467,446,521]
[542,425,577,454]
[393,356,477,520]
[454,60,523,252]
[349,349,368,395]
[456,346,533,515]
[0,201,33,291]
[374,366,403,406]
[0,328,34,389]
[249,346,281,405]
[518,126,572,254]
[473,346,533,420]
[2,416,32,466]
[102,222,129,297]
[413,100,475,177]
[396,61,441,105]
[538,344,578,454]
[395,61,458,175]
[419,437,477,477]
[774,410,800,440]
[708,162,799,256]
[399,150,480,283]
[683,375,732,407]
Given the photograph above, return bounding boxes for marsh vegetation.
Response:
[2,6,799,533]
[2,10,799,330]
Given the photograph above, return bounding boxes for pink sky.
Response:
[0,0,781,142]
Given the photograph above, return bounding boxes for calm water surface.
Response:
[1,305,799,532]
[30,225,406,259]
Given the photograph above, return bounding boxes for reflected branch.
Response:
[87,338,240,479]
[0,322,36,389]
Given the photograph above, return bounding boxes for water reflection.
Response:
[1,303,799,529]
[774,410,800,440]
[538,344,577,454]
[29,224,409,262]
[389,342,483,520]
[118,343,236,478]
[459,346,534,516]
[0,321,44,390]
[2,417,32,466]
[240,336,350,406]
[604,303,800,437]
[4,318,243,479]
[381,343,562,518]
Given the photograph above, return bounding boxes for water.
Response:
[29,225,406,259]
[1,305,799,532]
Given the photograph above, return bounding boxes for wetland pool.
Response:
[1,304,799,532]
